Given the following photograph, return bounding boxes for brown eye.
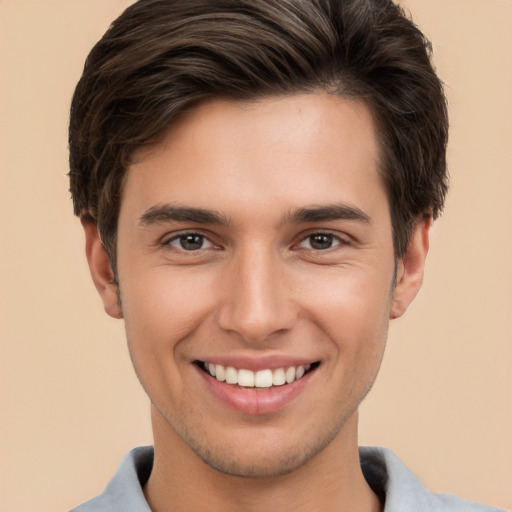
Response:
[310,234,334,250]
[166,233,213,251]
[298,233,341,250]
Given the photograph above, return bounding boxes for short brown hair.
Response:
[69,0,448,265]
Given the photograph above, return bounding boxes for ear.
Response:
[82,219,123,319]
[390,216,431,320]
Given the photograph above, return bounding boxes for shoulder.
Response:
[359,446,506,512]
[70,446,154,512]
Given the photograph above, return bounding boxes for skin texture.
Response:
[84,94,429,512]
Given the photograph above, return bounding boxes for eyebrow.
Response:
[138,202,370,228]
[285,204,371,224]
[138,204,230,227]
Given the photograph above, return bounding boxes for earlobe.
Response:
[82,220,123,319]
[390,216,431,320]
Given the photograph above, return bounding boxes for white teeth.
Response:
[225,366,238,384]
[203,362,314,387]
[285,366,296,384]
[238,369,255,387]
[215,364,225,382]
[272,368,286,386]
[255,369,273,388]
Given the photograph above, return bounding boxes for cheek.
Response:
[120,267,217,356]
[298,265,392,365]
[119,268,219,411]
[300,263,393,325]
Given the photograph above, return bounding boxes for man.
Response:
[68,0,504,510]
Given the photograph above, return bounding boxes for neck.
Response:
[144,408,381,512]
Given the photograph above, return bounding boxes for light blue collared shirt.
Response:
[71,445,506,511]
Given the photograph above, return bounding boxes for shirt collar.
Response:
[72,445,502,511]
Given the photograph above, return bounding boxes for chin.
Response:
[197,448,309,478]
[179,420,345,479]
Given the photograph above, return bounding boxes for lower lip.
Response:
[195,366,315,415]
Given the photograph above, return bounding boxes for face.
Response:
[86,94,427,478]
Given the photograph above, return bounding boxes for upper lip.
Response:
[193,353,320,372]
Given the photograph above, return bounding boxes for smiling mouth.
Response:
[195,361,320,389]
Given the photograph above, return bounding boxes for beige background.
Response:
[1,1,511,511]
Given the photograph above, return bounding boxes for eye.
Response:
[297,233,342,251]
[165,233,214,251]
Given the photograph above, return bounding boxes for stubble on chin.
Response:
[153,398,358,479]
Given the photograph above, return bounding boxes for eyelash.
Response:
[162,231,348,253]
[294,232,346,251]
[163,232,216,252]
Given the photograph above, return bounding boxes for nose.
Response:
[216,246,297,344]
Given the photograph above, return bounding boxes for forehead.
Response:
[123,94,384,222]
